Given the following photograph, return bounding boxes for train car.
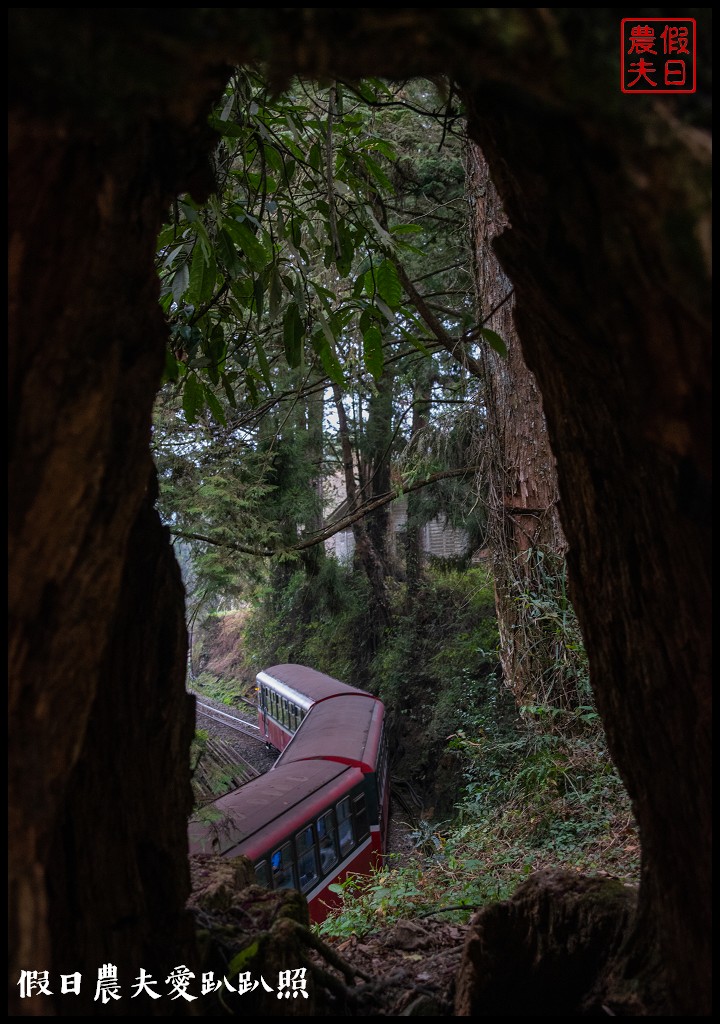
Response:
[190,664,389,923]
[256,662,364,752]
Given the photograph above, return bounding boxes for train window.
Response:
[271,843,296,890]
[254,860,271,888]
[336,797,355,855]
[296,825,319,892]
[353,793,370,842]
[317,810,338,873]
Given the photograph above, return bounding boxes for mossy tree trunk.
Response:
[467,143,572,717]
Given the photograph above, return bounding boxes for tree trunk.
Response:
[467,144,579,718]
[47,480,197,1016]
[332,384,391,633]
[361,368,396,578]
[302,377,327,576]
[405,372,432,599]
[459,68,711,1011]
[9,12,228,1014]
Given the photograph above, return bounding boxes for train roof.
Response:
[188,759,363,861]
[275,692,384,771]
[257,663,365,704]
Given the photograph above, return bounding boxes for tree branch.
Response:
[168,466,479,557]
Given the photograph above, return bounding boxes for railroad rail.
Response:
[192,736,262,806]
[195,700,262,739]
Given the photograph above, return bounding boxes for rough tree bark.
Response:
[459,54,711,1014]
[8,12,231,1015]
[9,9,710,1017]
[467,144,572,714]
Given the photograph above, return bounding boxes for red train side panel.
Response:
[192,664,390,923]
[189,759,381,922]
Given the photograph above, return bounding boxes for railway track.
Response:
[195,700,262,740]
[193,735,260,798]
[191,694,277,805]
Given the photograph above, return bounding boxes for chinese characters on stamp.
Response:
[621,19,696,94]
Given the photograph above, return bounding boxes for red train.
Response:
[189,664,390,923]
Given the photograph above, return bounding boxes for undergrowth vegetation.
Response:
[316,727,639,939]
[195,556,640,940]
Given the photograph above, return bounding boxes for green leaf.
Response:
[245,371,260,406]
[360,152,393,191]
[399,320,432,357]
[223,219,267,273]
[363,268,378,300]
[162,347,181,384]
[263,145,283,174]
[208,115,244,139]
[171,264,190,305]
[480,328,508,358]
[335,221,355,277]
[218,91,234,122]
[376,259,402,310]
[252,277,264,320]
[221,372,238,409]
[187,245,216,308]
[312,281,337,303]
[374,295,397,325]
[312,328,344,386]
[359,304,382,334]
[217,228,239,274]
[192,217,213,261]
[179,201,198,223]
[203,384,227,426]
[362,325,384,381]
[229,278,254,310]
[182,373,204,424]
[283,302,303,369]
[207,322,227,364]
[308,142,321,171]
[254,339,273,390]
[390,223,423,235]
[366,138,396,161]
[291,218,303,250]
[162,243,188,270]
